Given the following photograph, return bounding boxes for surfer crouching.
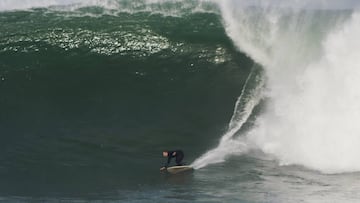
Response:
[160,150,184,170]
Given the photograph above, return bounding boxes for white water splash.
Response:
[193,0,360,174]
[210,0,360,174]
[248,12,360,173]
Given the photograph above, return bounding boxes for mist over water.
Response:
[249,12,360,173]
[193,0,360,174]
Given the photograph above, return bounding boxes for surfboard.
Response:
[161,165,193,174]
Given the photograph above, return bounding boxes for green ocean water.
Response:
[0,5,255,199]
[1,1,360,202]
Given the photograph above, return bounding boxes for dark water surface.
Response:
[0,6,253,199]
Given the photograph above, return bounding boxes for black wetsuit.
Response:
[165,150,184,167]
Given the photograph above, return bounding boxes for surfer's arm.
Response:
[164,151,174,167]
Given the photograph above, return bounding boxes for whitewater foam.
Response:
[248,12,360,174]
[213,0,360,173]
[193,0,360,174]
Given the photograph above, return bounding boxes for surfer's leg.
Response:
[175,152,184,166]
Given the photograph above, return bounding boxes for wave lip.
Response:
[0,0,124,11]
[0,0,218,16]
[0,0,80,11]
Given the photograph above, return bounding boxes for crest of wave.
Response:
[0,0,215,14]
[0,0,117,11]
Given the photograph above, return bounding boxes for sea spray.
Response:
[210,0,360,173]
[248,12,360,173]
[193,0,360,173]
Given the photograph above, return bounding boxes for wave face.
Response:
[0,0,256,196]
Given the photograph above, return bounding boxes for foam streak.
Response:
[192,66,264,169]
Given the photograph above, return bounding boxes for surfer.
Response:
[161,150,184,169]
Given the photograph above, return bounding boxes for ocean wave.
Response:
[2,0,360,179]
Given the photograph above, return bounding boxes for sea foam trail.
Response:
[191,66,264,169]
[215,0,360,173]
